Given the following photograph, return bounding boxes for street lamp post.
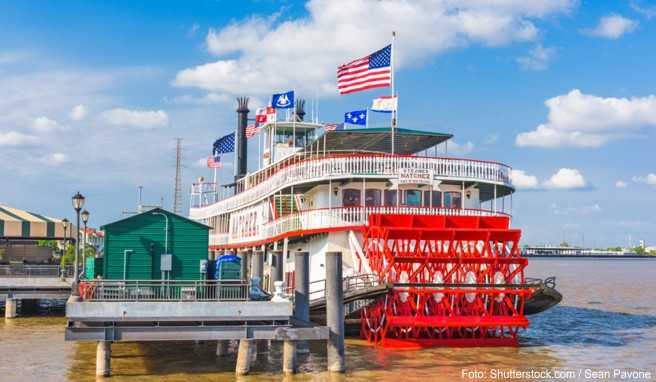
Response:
[61,218,69,278]
[81,209,90,279]
[71,192,85,297]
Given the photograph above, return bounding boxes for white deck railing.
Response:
[191,154,512,218]
[209,206,508,247]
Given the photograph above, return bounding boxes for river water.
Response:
[1,259,655,381]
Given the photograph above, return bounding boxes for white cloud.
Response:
[583,14,638,39]
[632,173,656,185]
[517,44,556,71]
[0,131,39,146]
[187,23,200,38]
[31,116,65,132]
[516,89,656,148]
[544,168,586,189]
[551,202,602,215]
[173,0,575,95]
[448,140,474,154]
[510,169,539,189]
[41,152,69,167]
[69,104,87,121]
[101,108,169,128]
[615,180,628,188]
[0,52,31,65]
[172,93,231,105]
[631,1,656,19]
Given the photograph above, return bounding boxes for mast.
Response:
[391,31,396,155]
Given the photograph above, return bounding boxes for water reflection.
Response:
[525,306,656,347]
[65,338,564,382]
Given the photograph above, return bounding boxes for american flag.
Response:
[245,124,258,139]
[206,155,222,168]
[324,123,344,132]
[337,45,391,95]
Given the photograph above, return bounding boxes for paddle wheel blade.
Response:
[361,214,530,348]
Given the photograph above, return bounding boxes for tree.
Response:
[59,243,75,266]
[634,246,647,256]
[83,245,97,258]
[36,240,57,248]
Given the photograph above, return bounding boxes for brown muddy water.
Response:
[1,259,655,381]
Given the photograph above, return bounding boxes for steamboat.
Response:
[189,97,560,348]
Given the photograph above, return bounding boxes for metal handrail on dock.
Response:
[79,279,250,302]
[0,264,74,278]
[308,273,381,301]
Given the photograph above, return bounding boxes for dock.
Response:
[0,265,72,318]
[64,251,347,377]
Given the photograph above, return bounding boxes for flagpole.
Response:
[366,108,369,129]
[292,89,296,155]
[391,31,396,155]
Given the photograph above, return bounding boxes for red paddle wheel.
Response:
[360,213,530,348]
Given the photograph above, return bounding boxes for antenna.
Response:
[173,138,183,214]
[137,185,143,212]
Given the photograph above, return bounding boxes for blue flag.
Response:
[213,133,235,158]
[271,90,295,109]
[344,110,367,125]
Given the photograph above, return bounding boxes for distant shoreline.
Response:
[523,255,655,259]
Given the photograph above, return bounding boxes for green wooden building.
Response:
[100,208,210,280]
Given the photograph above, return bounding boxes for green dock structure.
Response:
[100,208,210,281]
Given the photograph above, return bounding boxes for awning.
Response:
[307,127,453,155]
[0,204,71,240]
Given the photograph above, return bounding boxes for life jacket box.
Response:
[215,255,243,299]
[215,255,241,280]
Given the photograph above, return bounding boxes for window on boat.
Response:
[365,189,381,206]
[423,190,442,208]
[342,188,361,207]
[444,191,462,209]
[403,189,422,207]
[384,190,397,206]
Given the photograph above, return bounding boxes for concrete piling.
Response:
[96,341,111,377]
[282,340,297,374]
[325,251,345,373]
[294,251,310,353]
[4,297,17,319]
[235,339,253,375]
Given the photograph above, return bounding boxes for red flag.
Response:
[255,107,267,124]
[266,106,276,123]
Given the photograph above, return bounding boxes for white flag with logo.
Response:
[371,96,397,113]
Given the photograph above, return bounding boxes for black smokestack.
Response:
[295,99,306,122]
[235,97,249,182]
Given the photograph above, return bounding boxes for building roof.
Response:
[307,127,453,155]
[0,204,71,240]
[100,207,211,230]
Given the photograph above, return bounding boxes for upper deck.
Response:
[190,151,513,220]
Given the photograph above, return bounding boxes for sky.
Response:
[1,0,655,247]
